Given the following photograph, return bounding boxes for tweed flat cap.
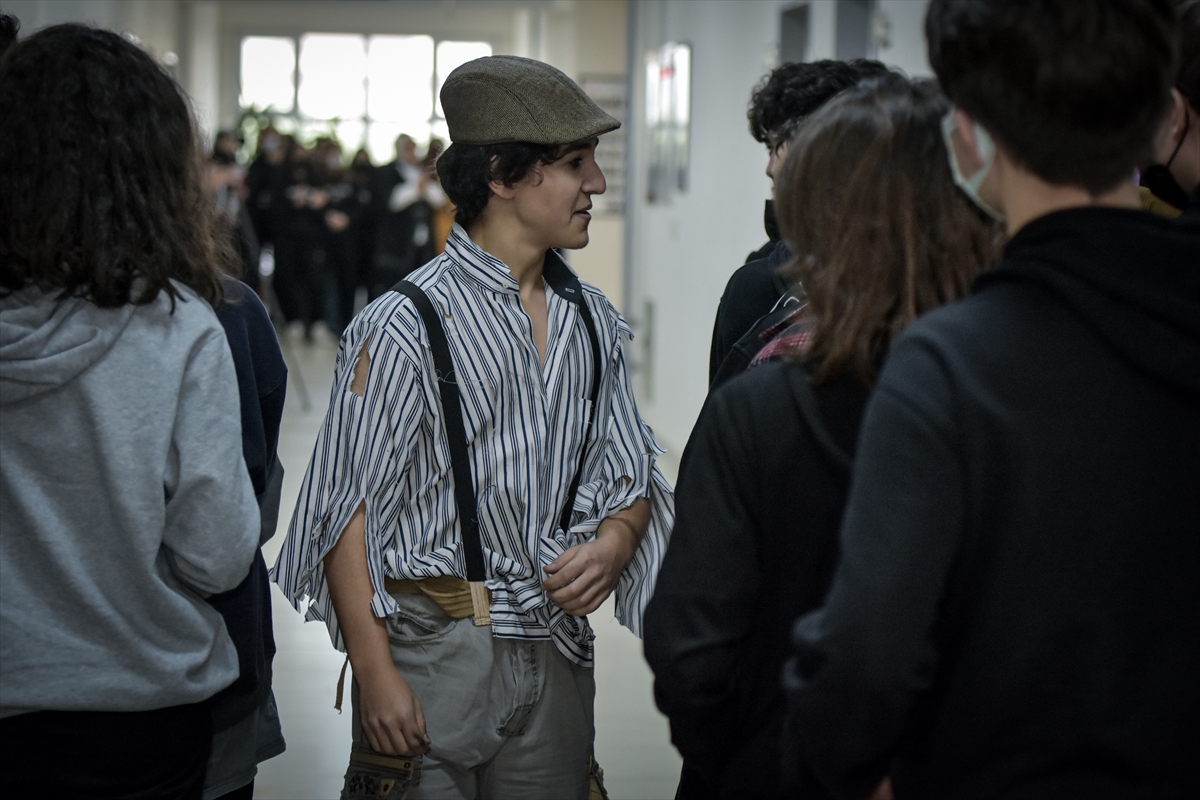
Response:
[440,55,620,146]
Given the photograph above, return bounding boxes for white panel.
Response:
[240,36,296,113]
[874,0,933,78]
[187,1,220,139]
[807,0,838,61]
[297,34,367,120]
[367,35,435,125]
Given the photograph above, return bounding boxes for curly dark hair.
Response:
[747,59,891,145]
[926,0,1178,195]
[0,24,229,308]
[436,141,570,230]
[776,75,1002,387]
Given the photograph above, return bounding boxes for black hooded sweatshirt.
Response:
[784,207,1200,800]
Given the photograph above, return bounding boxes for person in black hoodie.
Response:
[784,2,1200,798]
[643,75,1000,800]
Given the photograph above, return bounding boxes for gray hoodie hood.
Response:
[0,288,137,405]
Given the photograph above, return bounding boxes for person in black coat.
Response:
[368,134,446,299]
[784,2,1199,798]
[643,75,1001,800]
[708,59,891,386]
[205,275,288,800]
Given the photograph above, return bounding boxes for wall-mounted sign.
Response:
[645,42,691,204]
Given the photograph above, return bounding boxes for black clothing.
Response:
[272,163,322,326]
[207,278,287,729]
[785,208,1200,800]
[246,155,277,246]
[645,360,868,799]
[745,199,782,263]
[0,702,212,799]
[709,282,805,392]
[369,161,435,299]
[1179,183,1200,227]
[709,240,793,385]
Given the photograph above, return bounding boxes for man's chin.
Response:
[555,231,591,251]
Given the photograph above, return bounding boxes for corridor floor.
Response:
[254,329,683,799]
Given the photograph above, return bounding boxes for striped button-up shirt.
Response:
[271,225,674,667]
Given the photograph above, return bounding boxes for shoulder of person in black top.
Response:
[784,206,1200,800]
[709,239,794,385]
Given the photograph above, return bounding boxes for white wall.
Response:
[624,0,786,459]
[874,0,932,78]
[4,0,181,58]
[623,0,932,461]
[185,1,220,139]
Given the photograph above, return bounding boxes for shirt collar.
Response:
[444,223,586,306]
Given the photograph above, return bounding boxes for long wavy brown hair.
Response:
[0,25,230,308]
[775,74,1003,386]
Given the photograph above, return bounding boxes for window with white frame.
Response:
[239,33,492,162]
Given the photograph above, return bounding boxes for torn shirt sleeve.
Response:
[269,319,422,650]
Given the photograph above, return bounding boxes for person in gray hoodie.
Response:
[0,24,261,800]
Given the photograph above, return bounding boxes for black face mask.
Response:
[1140,107,1191,210]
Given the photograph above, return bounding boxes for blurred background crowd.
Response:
[209,128,453,342]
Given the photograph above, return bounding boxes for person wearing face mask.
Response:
[247,126,285,251]
[645,74,1001,800]
[368,134,449,300]
[783,1,1200,798]
[1142,0,1200,222]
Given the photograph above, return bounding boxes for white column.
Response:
[185,0,219,141]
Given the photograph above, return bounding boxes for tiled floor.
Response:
[254,330,683,799]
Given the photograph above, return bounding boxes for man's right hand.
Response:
[324,501,432,757]
[357,665,431,756]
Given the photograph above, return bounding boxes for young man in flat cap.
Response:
[273,55,673,800]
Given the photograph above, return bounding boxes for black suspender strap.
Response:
[392,280,490,625]
[560,296,602,534]
[392,261,602,624]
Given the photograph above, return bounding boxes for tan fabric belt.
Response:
[384,576,491,624]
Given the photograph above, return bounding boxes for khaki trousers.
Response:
[344,592,594,800]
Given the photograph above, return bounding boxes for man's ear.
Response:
[487,155,518,200]
[1152,89,1190,163]
[1168,88,1189,139]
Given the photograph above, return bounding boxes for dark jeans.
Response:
[0,702,212,799]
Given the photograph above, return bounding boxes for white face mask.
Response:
[941,111,1004,221]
